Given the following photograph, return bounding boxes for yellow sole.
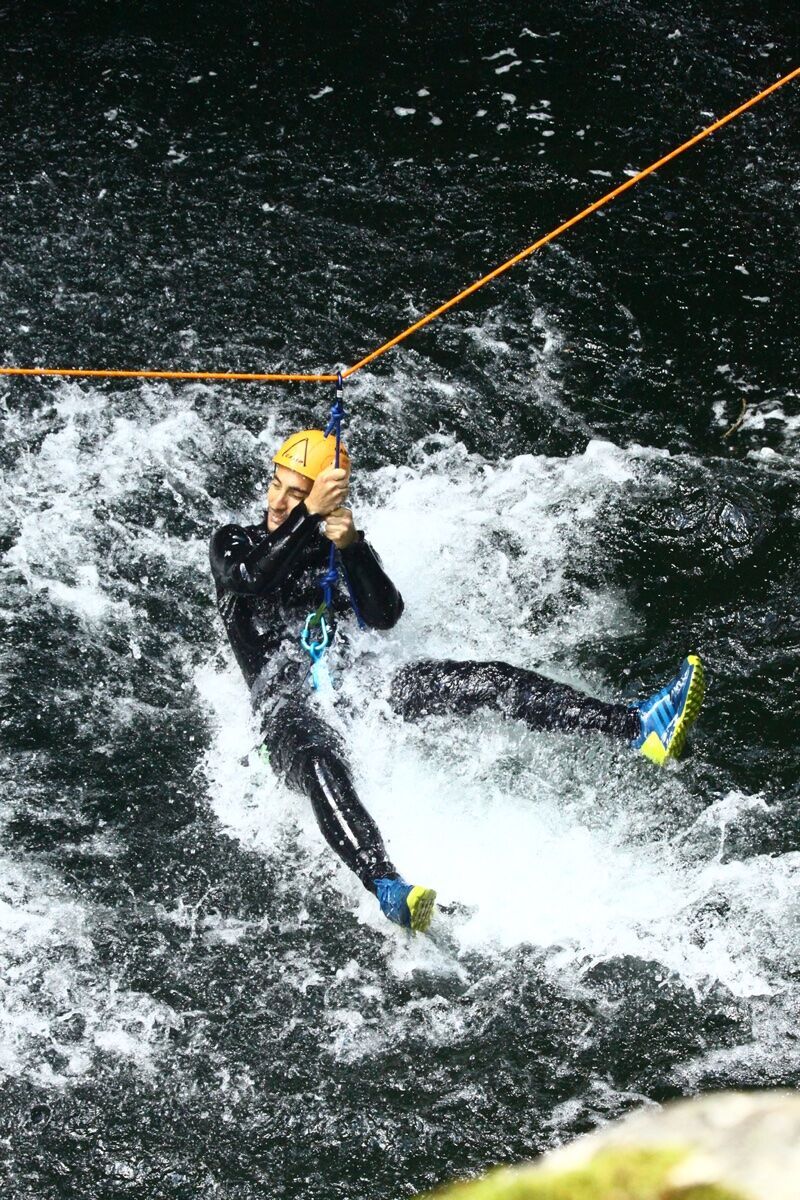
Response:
[407,885,437,934]
[666,654,705,760]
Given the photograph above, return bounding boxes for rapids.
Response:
[1,2,798,1196]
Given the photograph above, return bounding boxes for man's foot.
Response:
[374,877,437,933]
[631,654,705,765]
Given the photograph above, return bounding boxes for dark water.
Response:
[1,2,799,1197]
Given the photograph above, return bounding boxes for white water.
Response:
[2,379,799,1089]
[0,848,179,1085]
[199,434,795,1013]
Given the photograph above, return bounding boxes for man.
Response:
[210,429,705,934]
[210,428,437,933]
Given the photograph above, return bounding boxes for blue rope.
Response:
[340,560,367,630]
[320,373,345,610]
[299,373,367,687]
[318,373,366,629]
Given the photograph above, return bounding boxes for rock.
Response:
[423,1091,800,1199]
[589,464,775,600]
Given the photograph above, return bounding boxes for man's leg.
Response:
[390,659,640,740]
[260,699,436,930]
[261,700,396,889]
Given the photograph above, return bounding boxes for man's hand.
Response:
[322,506,358,549]
[305,467,350,517]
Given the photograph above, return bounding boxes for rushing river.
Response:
[1,2,798,1197]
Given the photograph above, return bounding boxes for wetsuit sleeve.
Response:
[340,534,404,629]
[210,504,321,596]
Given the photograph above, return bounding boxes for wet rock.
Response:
[592,466,774,598]
[650,489,770,572]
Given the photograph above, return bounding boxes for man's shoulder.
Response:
[210,519,265,549]
[209,521,267,579]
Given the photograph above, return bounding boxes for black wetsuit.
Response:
[210,503,405,889]
[210,505,638,893]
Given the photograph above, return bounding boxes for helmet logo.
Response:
[283,436,309,467]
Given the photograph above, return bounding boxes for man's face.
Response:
[266,464,313,533]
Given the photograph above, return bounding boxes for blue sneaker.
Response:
[374,877,437,933]
[631,654,705,765]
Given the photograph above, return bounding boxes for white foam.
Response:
[1,384,212,629]
[741,402,800,436]
[0,852,179,1083]
[0,384,220,1082]
[5,377,797,1095]
[199,436,797,1014]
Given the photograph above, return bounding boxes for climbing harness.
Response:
[1,66,796,387]
[299,374,366,691]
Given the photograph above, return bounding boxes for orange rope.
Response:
[0,66,796,388]
[342,65,800,378]
[0,366,336,382]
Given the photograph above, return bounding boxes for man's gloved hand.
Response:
[322,506,358,549]
[305,466,350,517]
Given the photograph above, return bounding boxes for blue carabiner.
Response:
[300,613,331,688]
[301,613,330,658]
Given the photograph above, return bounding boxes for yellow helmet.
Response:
[272,429,351,482]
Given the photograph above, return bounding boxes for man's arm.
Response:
[209,504,321,596]
[340,534,404,630]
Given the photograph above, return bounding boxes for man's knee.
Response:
[308,748,354,797]
[388,659,444,718]
[259,702,345,791]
